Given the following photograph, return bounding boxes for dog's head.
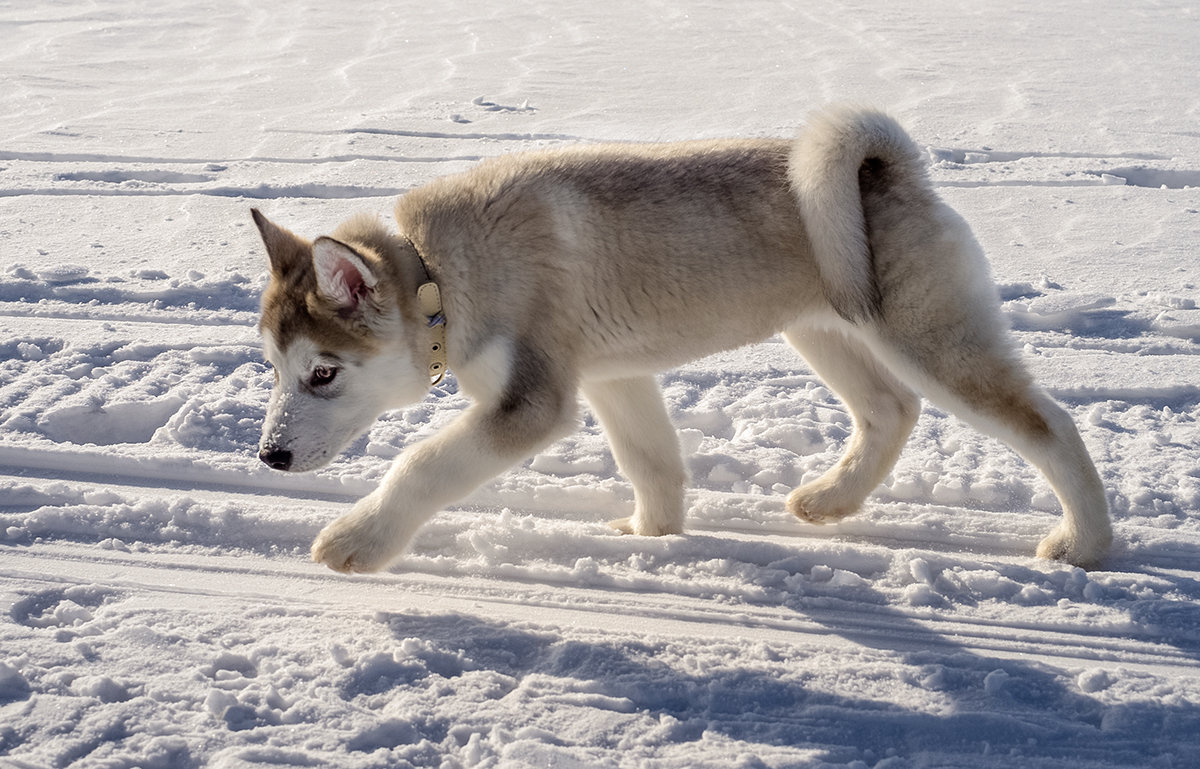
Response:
[251,209,432,473]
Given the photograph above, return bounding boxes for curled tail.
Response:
[790,107,930,323]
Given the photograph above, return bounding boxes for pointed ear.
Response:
[312,237,378,312]
[251,208,308,275]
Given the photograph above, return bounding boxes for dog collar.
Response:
[417,281,447,384]
[404,236,448,385]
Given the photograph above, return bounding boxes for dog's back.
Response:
[394,139,825,373]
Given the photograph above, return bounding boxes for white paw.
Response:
[1036,523,1113,569]
[608,516,635,535]
[607,514,682,536]
[310,493,403,574]
[786,484,860,524]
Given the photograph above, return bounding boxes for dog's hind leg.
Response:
[583,376,687,536]
[867,319,1112,568]
[782,325,921,524]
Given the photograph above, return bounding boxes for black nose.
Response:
[259,447,293,471]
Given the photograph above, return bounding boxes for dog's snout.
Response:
[259,446,294,471]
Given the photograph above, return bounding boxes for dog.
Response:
[252,106,1112,574]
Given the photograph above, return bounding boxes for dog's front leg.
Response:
[582,376,687,536]
[311,362,578,573]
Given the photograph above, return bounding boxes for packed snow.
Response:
[2,0,1199,767]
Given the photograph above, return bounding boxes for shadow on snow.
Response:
[360,576,1200,768]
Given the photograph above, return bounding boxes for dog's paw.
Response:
[607,515,682,536]
[786,485,859,524]
[311,521,392,573]
[608,516,635,535]
[311,495,401,574]
[1036,524,1113,569]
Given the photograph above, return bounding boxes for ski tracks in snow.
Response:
[1,234,1199,763]
[2,30,1200,764]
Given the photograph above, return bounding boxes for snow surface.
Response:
[2,0,1199,767]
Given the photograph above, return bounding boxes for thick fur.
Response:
[253,106,1112,573]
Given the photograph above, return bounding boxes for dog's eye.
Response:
[310,366,338,387]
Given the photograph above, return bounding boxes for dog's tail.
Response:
[789,106,929,324]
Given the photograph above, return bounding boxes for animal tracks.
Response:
[9,139,1191,199]
[0,122,590,200]
[926,145,1197,190]
[927,148,1170,165]
[56,170,217,185]
[1087,167,1200,189]
[10,584,118,630]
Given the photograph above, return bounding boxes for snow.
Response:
[1,0,1199,766]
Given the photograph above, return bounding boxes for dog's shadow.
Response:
[358,558,1200,766]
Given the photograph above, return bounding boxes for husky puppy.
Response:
[253,107,1112,573]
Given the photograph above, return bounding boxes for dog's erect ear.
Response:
[312,237,378,313]
[251,208,308,275]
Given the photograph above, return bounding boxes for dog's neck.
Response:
[399,235,447,385]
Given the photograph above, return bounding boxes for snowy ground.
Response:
[2,0,1199,767]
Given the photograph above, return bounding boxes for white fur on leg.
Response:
[782,326,920,525]
[1036,522,1112,569]
[1026,404,1113,567]
[311,486,421,573]
[787,474,869,524]
[583,376,687,536]
[961,390,1113,568]
[870,335,1113,569]
[311,401,570,573]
